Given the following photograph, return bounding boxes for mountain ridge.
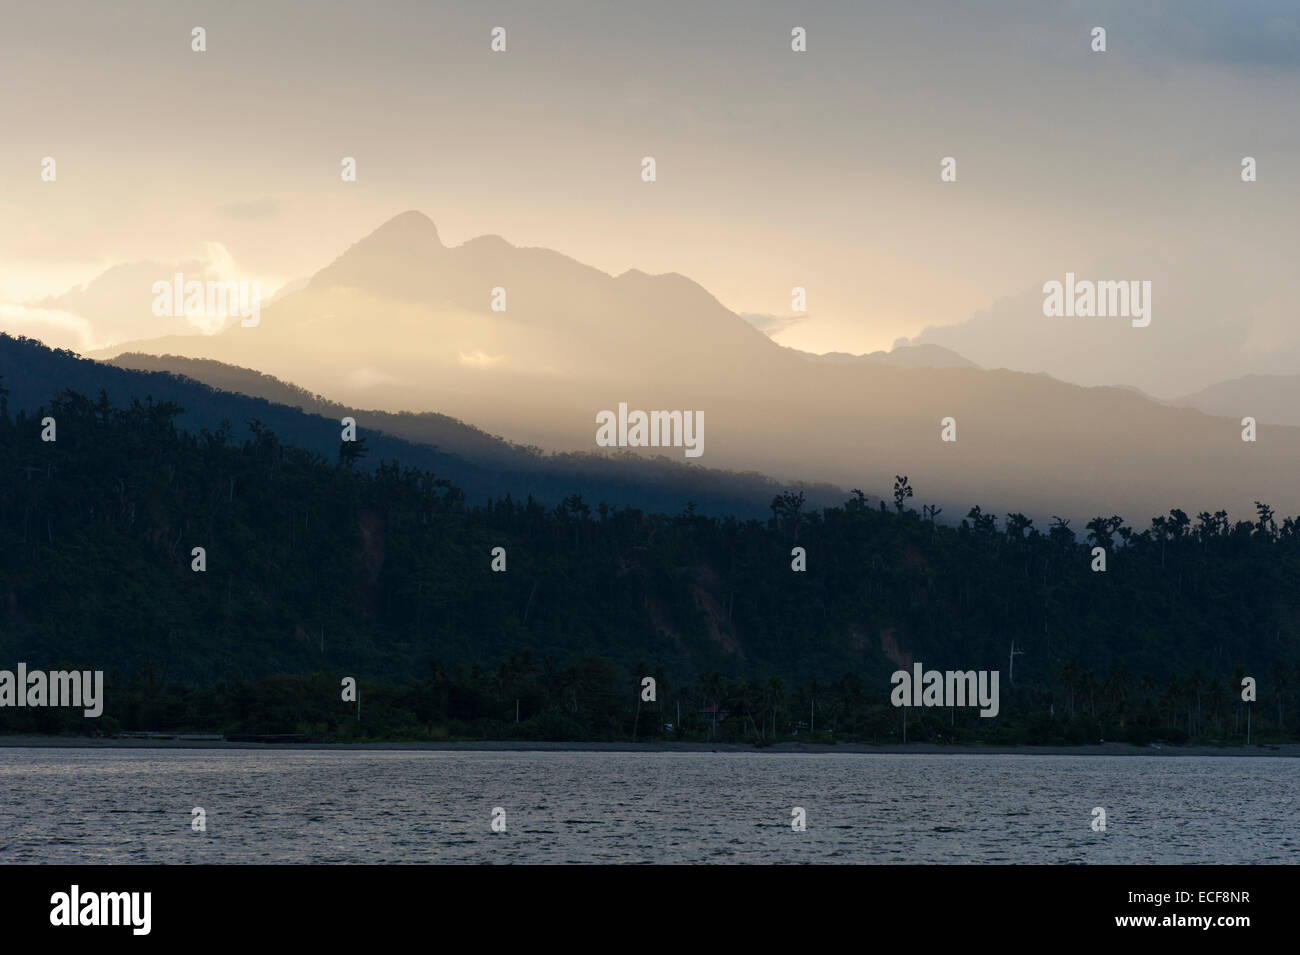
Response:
[79,211,1300,526]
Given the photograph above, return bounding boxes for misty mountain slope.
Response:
[1,334,843,519]
[1174,374,1300,427]
[88,211,1300,526]
[105,351,529,465]
[806,343,977,369]
[99,349,842,514]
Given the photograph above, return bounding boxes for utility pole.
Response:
[1010,642,1025,686]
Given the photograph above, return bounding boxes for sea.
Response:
[1,749,1296,864]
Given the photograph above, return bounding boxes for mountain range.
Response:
[1171,374,1300,428]
[64,210,1300,525]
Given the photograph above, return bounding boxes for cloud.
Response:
[0,303,98,353]
[26,260,208,345]
[17,245,260,347]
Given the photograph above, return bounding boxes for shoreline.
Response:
[1,736,1297,756]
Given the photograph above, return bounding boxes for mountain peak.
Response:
[311,211,445,295]
[367,210,443,245]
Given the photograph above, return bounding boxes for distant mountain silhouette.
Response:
[806,343,976,369]
[88,211,1300,524]
[1173,374,1300,427]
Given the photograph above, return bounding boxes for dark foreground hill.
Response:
[2,341,1299,737]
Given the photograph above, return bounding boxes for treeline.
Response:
[1,363,1299,743]
[2,652,1296,746]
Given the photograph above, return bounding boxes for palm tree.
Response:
[1162,673,1181,730]
[734,681,760,740]
[1231,667,1247,738]
[1006,512,1034,541]
[1185,669,1204,737]
[1103,664,1130,725]
[1150,515,1169,568]
[1086,515,1123,549]
[700,671,723,739]
[632,660,650,741]
[1078,669,1097,720]
[1270,659,1289,731]
[765,675,787,739]
[1060,661,1079,719]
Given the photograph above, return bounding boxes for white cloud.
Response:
[10,244,275,347]
[0,302,99,353]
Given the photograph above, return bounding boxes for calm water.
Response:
[1,749,1296,864]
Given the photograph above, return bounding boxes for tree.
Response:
[1059,661,1079,719]
[1086,515,1123,549]
[770,490,805,538]
[1006,512,1034,541]
[700,671,723,739]
[764,675,786,739]
[1048,516,1074,546]
[892,475,913,513]
[1254,501,1277,539]
[965,505,997,536]
[632,661,649,741]
[338,435,369,468]
[1269,658,1288,730]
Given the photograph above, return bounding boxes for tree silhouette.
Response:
[892,475,913,512]
[338,435,369,468]
[1254,501,1277,539]
[1085,515,1123,549]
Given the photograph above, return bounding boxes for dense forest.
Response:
[2,336,1299,746]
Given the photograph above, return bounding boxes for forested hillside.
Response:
[2,337,1298,744]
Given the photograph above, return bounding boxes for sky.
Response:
[1,0,1298,397]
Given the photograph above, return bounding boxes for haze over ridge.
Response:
[79,210,1300,527]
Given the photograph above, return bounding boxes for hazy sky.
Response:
[2,0,1298,396]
